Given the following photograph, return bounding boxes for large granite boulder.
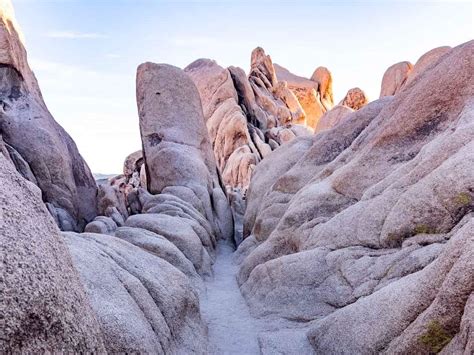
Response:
[137,62,232,243]
[238,41,474,353]
[310,66,334,111]
[379,60,413,97]
[315,104,354,132]
[64,231,207,354]
[0,0,97,231]
[0,154,105,352]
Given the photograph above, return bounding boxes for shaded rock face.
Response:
[0,154,105,353]
[238,41,474,353]
[0,2,97,231]
[64,231,207,354]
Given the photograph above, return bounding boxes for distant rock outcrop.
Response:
[379,61,413,97]
[310,66,334,111]
[274,63,328,129]
[339,87,368,110]
[380,46,453,99]
[0,1,97,231]
[185,49,313,244]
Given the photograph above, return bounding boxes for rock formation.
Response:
[1,0,472,353]
[315,104,354,132]
[274,63,335,130]
[339,87,368,110]
[0,2,97,231]
[380,46,453,99]
[0,153,105,353]
[379,61,413,97]
[185,50,313,196]
[185,49,314,244]
[238,40,473,353]
[58,63,235,353]
[310,66,334,111]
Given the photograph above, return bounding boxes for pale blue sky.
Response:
[12,0,473,173]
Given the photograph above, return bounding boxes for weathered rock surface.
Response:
[64,231,207,354]
[238,41,474,353]
[274,63,329,130]
[0,154,105,352]
[339,87,368,110]
[379,60,413,97]
[310,66,334,111]
[185,59,260,192]
[315,104,354,132]
[405,46,451,87]
[0,1,97,231]
[185,50,314,245]
[137,62,233,244]
[50,63,236,353]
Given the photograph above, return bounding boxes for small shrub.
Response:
[419,320,453,353]
[413,224,437,235]
[454,192,472,206]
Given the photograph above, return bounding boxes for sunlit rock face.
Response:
[274,63,328,130]
[185,49,314,244]
[238,40,474,353]
[380,60,413,97]
[339,87,368,111]
[0,0,97,231]
[380,46,453,100]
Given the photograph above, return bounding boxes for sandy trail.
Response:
[200,241,260,354]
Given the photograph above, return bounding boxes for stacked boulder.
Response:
[274,63,335,130]
[185,48,314,193]
[0,1,97,231]
[237,41,474,353]
[185,48,315,243]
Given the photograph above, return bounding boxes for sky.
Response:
[12,0,474,174]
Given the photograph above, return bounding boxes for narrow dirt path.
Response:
[200,241,260,354]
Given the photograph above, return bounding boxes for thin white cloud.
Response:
[45,31,109,39]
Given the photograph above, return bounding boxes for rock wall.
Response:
[0,153,106,353]
[238,40,474,353]
[0,0,97,231]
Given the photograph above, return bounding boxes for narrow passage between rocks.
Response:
[200,241,261,354]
